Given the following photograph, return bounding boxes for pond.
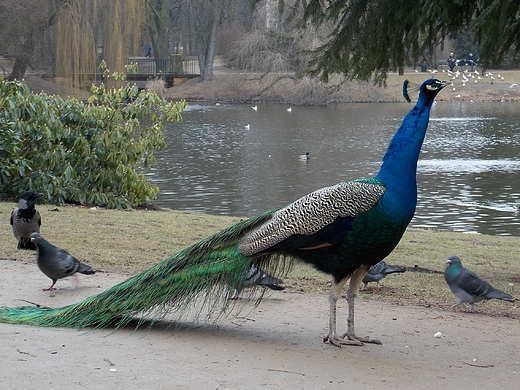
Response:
[145,101,520,236]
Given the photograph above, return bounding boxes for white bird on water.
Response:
[252,106,258,111]
[245,124,250,130]
[299,152,310,161]
[287,107,292,112]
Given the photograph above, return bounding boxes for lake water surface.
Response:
[146,101,520,236]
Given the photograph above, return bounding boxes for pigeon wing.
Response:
[363,262,385,283]
[457,268,494,298]
[56,249,81,276]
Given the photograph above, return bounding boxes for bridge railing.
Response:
[126,56,199,76]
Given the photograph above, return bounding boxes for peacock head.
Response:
[420,79,449,100]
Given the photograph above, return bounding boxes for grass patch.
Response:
[1,201,518,317]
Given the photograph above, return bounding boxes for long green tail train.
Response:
[0,210,284,329]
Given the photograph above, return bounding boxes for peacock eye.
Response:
[426,84,438,91]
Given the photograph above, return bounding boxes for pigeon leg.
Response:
[375,282,382,292]
[340,267,382,345]
[449,302,460,310]
[323,277,363,347]
[43,280,57,291]
[449,296,464,310]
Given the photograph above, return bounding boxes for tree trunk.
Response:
[5,1,64,81]
[7,56,30,81]
[265,0,279,31]
[193,0,223,83]
[6,33,36,81]
[148,0,170,65]
[200,11,219,83]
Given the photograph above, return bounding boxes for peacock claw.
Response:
[340,332,382,345]
[323,334,365,347]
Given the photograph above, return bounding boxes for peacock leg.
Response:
[322,277,364,347]
[340,266,382,345]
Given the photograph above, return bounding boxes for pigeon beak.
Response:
[35,193,45,198]
[446,259,452,265]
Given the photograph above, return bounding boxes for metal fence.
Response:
[126,57,199,75]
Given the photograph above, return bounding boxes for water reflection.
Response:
[146,102,520,236]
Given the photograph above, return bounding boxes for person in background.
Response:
[467,52,477,72]
[447,52,456,71]
[145,44,152,58]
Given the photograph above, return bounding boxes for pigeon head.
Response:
[18,191,44,209]
[30,232,43,243]
[445,255,463,279]
[446,255,462,266]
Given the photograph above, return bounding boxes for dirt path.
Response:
[0,258,518,389]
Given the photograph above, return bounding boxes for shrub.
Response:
[0,80,186,208]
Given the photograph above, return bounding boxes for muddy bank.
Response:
[23,69,520,105]
[165,70,520,105]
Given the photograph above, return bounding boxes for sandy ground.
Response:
[0,257,519,390]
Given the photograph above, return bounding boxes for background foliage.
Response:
[1,1,519,87]
[0,79,186,208]
[297,0,520,84]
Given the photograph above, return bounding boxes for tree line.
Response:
[0,1,518,87]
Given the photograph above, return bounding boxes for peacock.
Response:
[0,79,447,347]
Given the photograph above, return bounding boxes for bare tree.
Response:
[147,0,169,61]
[0,0,64,80]
[0,0,147,87]
[188,0,224,82]
[172,0,241,83]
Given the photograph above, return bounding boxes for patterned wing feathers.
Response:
[238,180,385,256]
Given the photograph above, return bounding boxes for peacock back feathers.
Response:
[0,210,289,329]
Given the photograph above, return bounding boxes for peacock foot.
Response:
[339,331,382,345]
[322,333,365,347]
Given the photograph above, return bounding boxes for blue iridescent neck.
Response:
[375,94,436,216]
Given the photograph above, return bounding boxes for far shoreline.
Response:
[23,69,520,105]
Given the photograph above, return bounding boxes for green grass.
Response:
[1,201,518,317]
[383,69,520,102]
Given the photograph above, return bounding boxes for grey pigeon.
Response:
[445,255,514,312]
[232,264,284,299]
[10,191,44,250]
[361,260,406,291]
[30,232,96,291]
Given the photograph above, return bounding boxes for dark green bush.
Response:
[0,80,186,208]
